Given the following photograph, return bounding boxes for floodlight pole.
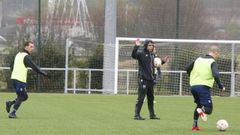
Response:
[176,0,180,39]
[103,0,117,94]
[37,0,41,91]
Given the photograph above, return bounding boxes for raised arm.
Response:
[132,38,142,59]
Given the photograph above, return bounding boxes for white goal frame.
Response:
[115,37,240,96]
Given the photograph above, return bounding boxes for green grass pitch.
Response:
[0,93,239,135]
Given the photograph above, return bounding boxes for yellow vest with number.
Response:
[190,57,215,88]
[11,52,28,83]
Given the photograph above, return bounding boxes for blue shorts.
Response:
[12,79,27,95]
[191,85,212,107]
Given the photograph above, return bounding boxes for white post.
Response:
[88,69,91,94]
[73,69,76,94]
[126,71,129,95]
[114,38,119,94]
[64,38,72,93]
[230,43,235,96]
[104,0,117,94]
[179,72,183,96]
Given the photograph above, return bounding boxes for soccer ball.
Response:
[216,119,229,131]
[154,57,162,67]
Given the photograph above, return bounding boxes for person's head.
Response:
[208,45,220,59]
[143,40,155,52]
[24,41,35,54]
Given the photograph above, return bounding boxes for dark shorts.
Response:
[12,79,27,95]
[191,85,212,107]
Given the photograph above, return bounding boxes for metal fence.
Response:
[1,66,240,96]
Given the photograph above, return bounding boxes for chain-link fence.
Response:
[1,0,240,95]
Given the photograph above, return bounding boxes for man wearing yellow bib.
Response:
[186,45,225,131]
[6,41,49,118]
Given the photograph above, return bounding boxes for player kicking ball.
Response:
[186,45,225,131]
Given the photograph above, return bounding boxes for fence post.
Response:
[73,69,76,94]
[88,70,91,94]
[179,71,183,96]
[126,71,129,95]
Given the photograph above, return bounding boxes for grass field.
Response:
[0,93,239,135]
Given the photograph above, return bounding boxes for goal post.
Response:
[116,37,240,96]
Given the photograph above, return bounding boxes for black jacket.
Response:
[132,45,156,81]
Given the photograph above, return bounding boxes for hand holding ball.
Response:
[154,57,162,67]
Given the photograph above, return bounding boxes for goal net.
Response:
[116,37,240,96]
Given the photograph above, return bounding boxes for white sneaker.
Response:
[197,108,207,122]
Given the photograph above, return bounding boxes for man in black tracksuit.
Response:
[132,39,168,120]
